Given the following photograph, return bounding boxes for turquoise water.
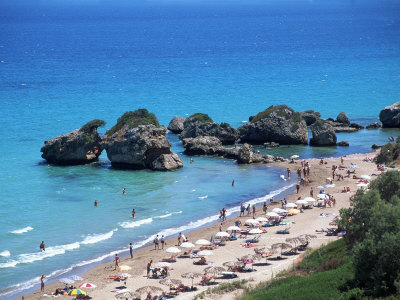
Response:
[1,0,400,298]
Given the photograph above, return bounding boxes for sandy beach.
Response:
[23,151,379,300]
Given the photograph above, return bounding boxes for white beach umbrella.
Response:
[227,226,241,231]
[316,185,324,189]
[59,278,74,285]
[324,184,335,188]
[272,208,287,213]
[119,272,132,278]
[360,175,371,180]
[255,217,268,222]
[155,262,171,268]
[195,239,211,245]
[245,219,259,225]
[249,228,263,234]
[266,212,279,217]
[197,250,213,256]
[180,242,195,248]
[165,247,181,254]
[215,231,230,238]
[285,203,297,208]
[317,194,328,199]
[295,200,308,205]
[304,197,316,202]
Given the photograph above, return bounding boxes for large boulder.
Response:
[310,120,337,146]
[167,116,186,134]
[104,109,182,171]
[182,136,222,155]
[180,114,239,145]
[336,112,350,126]
[237,143,253,164]
[366,122,381,129]
[299,110,321,126]
[239,105,308,145]
[41,119,105,165]
[379,101,400,128]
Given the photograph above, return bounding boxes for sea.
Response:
[0,0,400,298]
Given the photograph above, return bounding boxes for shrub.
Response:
[80,119,106,133]
[251,105,303,123]
[106,109,160,136]
[189,113,213,123]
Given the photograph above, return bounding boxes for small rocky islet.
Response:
[41,102,399,170]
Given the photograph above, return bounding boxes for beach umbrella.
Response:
[255,217,268,222]
[69,275,83,281]
[316,185,324,189]
[295,200,308,205]
[119,272,132,278]
[227,225,241,231]
[266,212,279,217]
[159,278,182,286]
[135,286,163,296]
[240,254,256,262]
[155,262,171,268]
[324,184,335,188]
[290,155,299,159]
[197,250,213,256]
[289,209,300,215]
[181,272,202,287]
[349,165,359,169]
[285,203,297,208]
[317,194,328,199]
[272,208,287,213]
[271,243,292,256]
[68,289,86,296]
[297,234,316,242]
[119,265,132,271]
[245,219,259,225]
[204,266,226,275]
[165,247,181,254]
[79,282,97,289]
[59,278,74,285]
[249,228,263,234]
[180,242,195,248]
[195,239,211,245]
[304,197,316,202]
[215,231,230,238]
[360,175,371,180]
[222,261,241,268]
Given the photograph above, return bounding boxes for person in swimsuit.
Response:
[132,209,135,218]
[40,275,45,292]
[94,200,98,207]
[122,188,126,195]
[129,243,133,259]
[115,253,120,270]
[40,241,45,252]
[147,259,152,278]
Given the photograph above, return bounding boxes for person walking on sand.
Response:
[40,241,45,252]
[132,208,135,218]
[246,204,251,216]
[40,275,45,292]
[240,203,245,217]
[219,223,223,232]
[147,260,152,278]
[296,182,300,193]
[161,235,165,249]
[154,235,160,250]
[177,232,182,246]
[222,208,226,221]
[114,254,120,270]
[122,188,126,195]
[310,187,314,197]
[252,205,256,217]
[129,243,133,259]
[262,202,267,213]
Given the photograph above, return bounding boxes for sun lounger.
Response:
[245,235,260,243]
[282,248,297,256]
[178,249,192,258]
[276,228,290,234]
[219,271,238,279]
[160,255,177,262]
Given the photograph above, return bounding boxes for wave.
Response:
[0,260,18,268]
[154,211,182,219]
[0,250,11,257]
[18,242,80,265]
[10,226,34,234]
[119,217,153,229]
[81,229,118,245]
[198,195,208,199]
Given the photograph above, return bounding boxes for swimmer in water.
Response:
[94,200,98,207]
[132,208,135,218]
[122,188,126,195]
[40,241,45,252]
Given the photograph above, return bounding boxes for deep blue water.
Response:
[1,0,400,298]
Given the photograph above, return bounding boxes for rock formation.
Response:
[336,112,350,126]
[299,110,321,126]
[379,102,400,127]
[310,120,337,146]
[167,116,186,134]
[41,119,105,165]
[182,136,222,156]
[350,123,364,129]
[337,141,350,147]
[239,105,308,145]
[366,122,381,129]
[104,109,182,171]
[179,113,239,145]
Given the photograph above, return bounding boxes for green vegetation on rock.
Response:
[188,113,213,123]
[80,119,106,133]
[374,137,400,166]
[106,109,160,136]
[251,105,303,123]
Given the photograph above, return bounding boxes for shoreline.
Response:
[21,151,379,300]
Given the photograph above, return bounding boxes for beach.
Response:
[22,151,379,300]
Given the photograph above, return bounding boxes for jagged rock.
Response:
[41,119,105,165]
[215,147,240,159]
[167,116,186,134]
[371,144,382,149]
[238,143,252,164]
[299,110,321,126]
[180,117,239,145]
[336,112,350,126]
[379,101,400,128]
[337,140,350,146]
[239,105,308,145]
[264,142,280,148]
[366,122,381,129]
[310,120,337,146]
[104,124,182,171]
[249,116,255,122]
[350,123,364,129]
[182,136,222,155]
[334,127,358,133]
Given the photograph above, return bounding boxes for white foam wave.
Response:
[119,217,153,229]
[0,260,18,268]
[81,229,117,245]
[0,250,11,257]
[156,213,172,219]
[198,195,208,199]
[10,226,33,234]
[18,242,80,264]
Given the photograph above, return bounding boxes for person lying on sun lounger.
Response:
[193,256,207,265]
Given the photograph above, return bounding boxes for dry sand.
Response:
[23,151,380,300]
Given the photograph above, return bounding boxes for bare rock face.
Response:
[337,140,350,146]
[40,120,104,165]
[239,105,308,145]
[299,110,321,126]
[336,112,350,126]
[167,116,186,134]
[379,102,400,128]
[366,122,381,129]
[104,125,182,171]
[237,143,253,164]
[310,120,337,146]
[182,136,222,155]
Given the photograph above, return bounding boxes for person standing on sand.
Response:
[122,188,126,195]
[161,235,165,249]
[246,204,251,215]
[310,187,314,197]
[147,260,152,278]
[296,182,300,193]
[114,254,120,270]
[40,275,45,292]
[252,205,256,217]
[240,203,245,217]
[94,200,98,207]
[129,243,133,259]
[178,233,183,246]
[154,235,160,250]
[262,202,267,213]
[40,241,45,252]
[132,209,135,218]
[222,208,226,221]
